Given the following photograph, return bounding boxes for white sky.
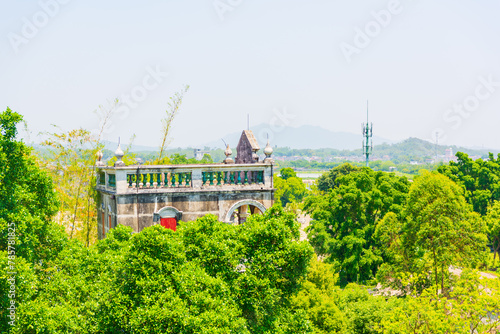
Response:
[1,0,499,149]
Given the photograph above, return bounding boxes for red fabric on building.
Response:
[160,217,177,231]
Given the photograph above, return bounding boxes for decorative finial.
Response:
[114,137,125,167]
[264,136,273,164]
[223,144,234,164]
[264,141,273,157]
[225,144,232,157]
[96,149,104,166]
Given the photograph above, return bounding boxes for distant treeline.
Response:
[272,137,488,163]
[32,136,490,171]
[274,159,439,175]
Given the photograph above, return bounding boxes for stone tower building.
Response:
[95,130,274,239]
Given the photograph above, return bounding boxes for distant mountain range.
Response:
[347,137,490,162]
[203,124,395,150]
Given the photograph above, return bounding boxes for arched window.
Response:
[225,200,267,224]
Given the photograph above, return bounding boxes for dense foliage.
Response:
[438,152,500,215]
[376,172,487,295]
[2,207,315,332]
[486,201,500,265]
[438,152,500,264]
[379,269,500,333]
[0,108,65,264]
[305,164,410,285]
[291,258,400,334]
[0,108,69,331]
[304,163,498,333]
[274,168,308,207]
[316,163,360,193]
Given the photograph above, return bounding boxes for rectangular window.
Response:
[99,172,105,185]
[109,214,112,230]
[108,174,116,188]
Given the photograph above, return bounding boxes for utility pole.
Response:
[362,101,373,167]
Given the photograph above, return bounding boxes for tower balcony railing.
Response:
[96,163,274,194]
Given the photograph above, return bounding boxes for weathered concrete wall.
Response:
[107,190,273,233]
[97,192,119,239]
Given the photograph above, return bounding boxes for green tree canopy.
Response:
[4,204,314,333]
[274,168,308,207]
[181,206,314,332]
[280,167,297,180]
[376,172,487,295]
[316,163,360,193]
[438,151,500,215]
[0,108,65,264]
[0,108,69,331]
[485,200,500,266]
[291,257,401,334]
[379,270,500,333]
[305,167,410,285]
[290,258,347,333]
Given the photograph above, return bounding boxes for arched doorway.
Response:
[225,200,267,224]
[156,206,182,231]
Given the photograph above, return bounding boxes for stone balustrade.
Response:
[126,170,192,189]
[96,163,273,194]
[201,170,264,186]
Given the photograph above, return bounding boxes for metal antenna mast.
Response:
[362,101,373,167]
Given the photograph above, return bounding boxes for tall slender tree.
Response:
[158,85,189,162]
[376,172,487,295]
[41,102,115,246]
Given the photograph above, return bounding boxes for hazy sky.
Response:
[1,0,499,149]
